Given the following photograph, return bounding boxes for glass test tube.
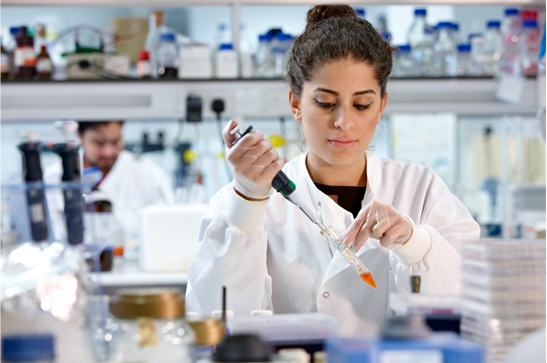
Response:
[320,228,377,289]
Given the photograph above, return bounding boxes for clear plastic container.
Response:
[457,44,473,76]
[482,21,503,75]
[520,20,540,75]
[433,22,458,76]
[157,33,178,79]
[393,45,416,77]
[461,239,546,260]
[110,289,194,363]
[254,33,273,78]
[500,8,522,75]
[407,8,434,75]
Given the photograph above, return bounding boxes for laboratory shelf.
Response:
[1,78,538,121]
[88,259,188,287]
[3,0,545,6]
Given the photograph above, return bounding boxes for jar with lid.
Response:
[110,289,194,363]
[14,26,36,79]
[2,334,56,363]
[187,318,225,362]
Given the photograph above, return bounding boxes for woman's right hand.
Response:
[223,120,285,200]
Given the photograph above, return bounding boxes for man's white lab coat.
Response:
[44,150,174,240]
[186,152,479,335]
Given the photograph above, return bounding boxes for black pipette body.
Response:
[18,141,48,242]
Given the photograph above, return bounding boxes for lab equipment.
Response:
[188,318,226,362]
[500,8,522,75]
[15,26,36,79]
[325,331,483,363]
[18,133,48,242]
[53,120,84,246]
[36,45,53,79]
[520,21,540,76]
[226,313,340,342]
[232,125,377,288]
[137,50,151,79]
[1,242,94,363]
[1,40,9,79]
[407,9,434,75]
[2,334,55,363]
[110,289,194,363]
[216,43,238,78]
[140,204,209,272]
[456,44,474,76]
[212,334,272,362]
[461,239,546,363]
[482,21,503,75]
[178,44,212,79]
[392,45,416,77]
[254,33,273,77]
[433,22,458,76]
[144,11,169,79]
[157,33,178,78]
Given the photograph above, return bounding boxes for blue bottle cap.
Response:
[487,21,501,28]
[2,334,55,362]
[398,45,411,52]
[10,27,20,35]
[505,8,519,16]
[258,34,271,42]
[437,22,452,29]
[523,21,538,29]
[355,8,365,17]
[468,33,483,40]
[452,22,459,31]
[414,9,426,16]
[218,23,227,31]
[160,33,175,42]
[457,44,471,52]
[219,43,233,50]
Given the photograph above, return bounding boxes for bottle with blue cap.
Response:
[407,8,434,75]
[392,45,416,77]
[500,8,522,75]
[469,33,485,75]
[520,20,540,75]
[254,33,273,77]
[2,334,55,363]
[457,44,474,76]
[433,22,458,76]
[157,33,178,78]
[483,20,503,75]
[216,42,238,78]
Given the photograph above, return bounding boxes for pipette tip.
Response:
[360,272,377,289]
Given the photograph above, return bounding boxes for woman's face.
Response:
[290,57,387,169]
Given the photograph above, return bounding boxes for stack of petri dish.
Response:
[461,239,546,362]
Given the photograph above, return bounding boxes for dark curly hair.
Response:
[287,4,394,98]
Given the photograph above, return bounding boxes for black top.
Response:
[315,183,366,218]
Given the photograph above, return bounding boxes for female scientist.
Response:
[186,4,479,335]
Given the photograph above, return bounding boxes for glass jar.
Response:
[187,319,225,362]
[110,289,194,363]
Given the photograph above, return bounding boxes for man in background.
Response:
[45,120,174,244]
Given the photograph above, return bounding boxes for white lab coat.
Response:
[186,152,479,336]
[44,150,174,240]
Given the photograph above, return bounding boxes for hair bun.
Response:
[305,4,357,32]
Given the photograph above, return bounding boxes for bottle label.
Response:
[36,58,53,73]
[1,53,9,73]
[137,60,151,77]
[14,47,36,67]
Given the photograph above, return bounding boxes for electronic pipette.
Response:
[231,125,377,288]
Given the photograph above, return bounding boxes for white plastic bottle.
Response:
[433,22,458,76]
[216,43,238,78]
[482,21,503,76]
[408,8,434,76]
[144,11,169,79]
[520,20,540,76]
[500,8,522,75]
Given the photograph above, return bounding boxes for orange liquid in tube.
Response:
[360,272,377,289]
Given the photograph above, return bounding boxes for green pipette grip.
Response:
[272,171,296,198]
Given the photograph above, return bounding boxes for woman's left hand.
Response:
[339,200,413,252]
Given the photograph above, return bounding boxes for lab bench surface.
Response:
[88,258,188,287]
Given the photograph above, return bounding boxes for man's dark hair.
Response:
[78,120,124,134]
